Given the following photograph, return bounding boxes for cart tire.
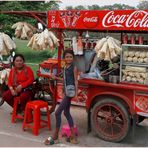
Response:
[91,98,130,142]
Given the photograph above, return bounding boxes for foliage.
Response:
[65,1,148,10]
[74,5,86,10]
[88,5,100,10]
[66,3,136,10]
[0,1,59,11]
[137,0,148,9]
[65,6,74,10]
[0,1,59,37]
[100,4,135,10]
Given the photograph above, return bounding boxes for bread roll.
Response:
[138,58,144,63]
[133,57,138,63]
[128,71,133,77]
[124,56,128,62]
[144,58,148,63]
[135,51,140,58]
[128,51,135,57]
[122,70,128,76]
[146,52,148,58]
[126,76,131,81]
[135,72,141,79]
[140,52,146,58]
[124,51,129,57]
[127,57,133,62]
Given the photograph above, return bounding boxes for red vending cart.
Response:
[38,9,148,142]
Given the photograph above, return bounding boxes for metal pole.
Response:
[57,30,63,74]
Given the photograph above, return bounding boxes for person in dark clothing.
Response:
[44,50,78,145]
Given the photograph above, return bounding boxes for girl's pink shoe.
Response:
[61,124,79,138]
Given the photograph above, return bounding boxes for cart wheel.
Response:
[91,98,130,142]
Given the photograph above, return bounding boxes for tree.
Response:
[66,6,74,10]
[100,4,135,10]
[0,1,59,37]
[137,0,148,9]
[88,4,100,10]
[74,5,86,10]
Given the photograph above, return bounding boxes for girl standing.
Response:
[44,50,78,145]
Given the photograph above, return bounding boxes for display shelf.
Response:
[120,44,148,85]
[122,62,148,67]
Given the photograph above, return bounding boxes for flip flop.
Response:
[66,137,79,144]
[44,136,59,145]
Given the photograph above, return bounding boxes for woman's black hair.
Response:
[63,49,74,58]
[13,54,25,63]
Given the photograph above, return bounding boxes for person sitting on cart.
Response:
[44,49,79,145]
[3,54,34,114]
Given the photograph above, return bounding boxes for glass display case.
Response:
[120,44,148,85]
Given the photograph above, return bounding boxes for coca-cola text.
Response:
[102,10,148,28]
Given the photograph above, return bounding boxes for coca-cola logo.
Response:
[83,12,99,28]
[102,10,148,29]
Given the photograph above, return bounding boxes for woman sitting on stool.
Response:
[3,54,34,113]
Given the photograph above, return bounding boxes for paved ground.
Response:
[0,103,148,147]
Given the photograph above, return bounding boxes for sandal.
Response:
[44,136,59,145]
[66,137,79,144]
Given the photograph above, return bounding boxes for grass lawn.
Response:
[27,63,39,78]
[14,38,57,63]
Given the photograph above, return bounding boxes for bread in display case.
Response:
[120,44,148,85]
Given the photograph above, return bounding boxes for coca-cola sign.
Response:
[48,10,148,31]
[102,10,148,28]
[83,12,99,28]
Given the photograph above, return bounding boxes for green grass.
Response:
[27,63,39,78]
[14,38,57,63]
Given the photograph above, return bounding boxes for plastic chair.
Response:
[61,124,79,138]
[11,97,24,123]
[22,100,51,136]
[11,96,32,123]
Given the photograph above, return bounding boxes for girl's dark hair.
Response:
[13,54,25,63]
[63,49,74,58]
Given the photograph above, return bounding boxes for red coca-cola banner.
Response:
[47,10,148,31]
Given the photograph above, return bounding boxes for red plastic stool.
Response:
[11,97,25,123]
[61,124,79,138]
[22,100,51,136]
